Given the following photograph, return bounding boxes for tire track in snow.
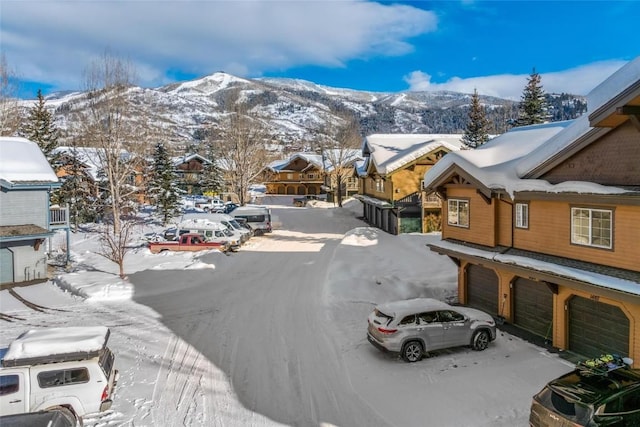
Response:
[152,335,209,426]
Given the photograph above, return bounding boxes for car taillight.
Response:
[101,385,109,401]
[377,327,397,334]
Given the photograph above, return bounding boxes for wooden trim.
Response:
[514,191,640,206]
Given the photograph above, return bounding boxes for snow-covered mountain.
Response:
[28,72,586,151]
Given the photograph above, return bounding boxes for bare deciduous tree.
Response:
[320,113,362,207]
[97,219,136,279]
[211,91,273,205]
[0,53,21,135]
[78,50,150,278]
[79,51,147,234]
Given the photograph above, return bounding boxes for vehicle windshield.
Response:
[223,229,233,237]
[228,220,242,229]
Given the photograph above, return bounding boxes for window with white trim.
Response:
[447,199,469,227]
[571,207,612,249]
[375,178,384,193]
[515,203,529,228]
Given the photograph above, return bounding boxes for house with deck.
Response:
[261,153,325,196]
[355,134,463,234]
[422,57,640,362]
[0,137,67,284]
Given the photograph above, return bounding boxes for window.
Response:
[515,203,529,228]
[375,178,384,193]
[38,368,90,388]
[448,199,469,227]
[0,375,20,396]
[287,173,293,180]
[399,315,416,325]
[571,208,612,249]
[418,312,437,324]
[438,310,465,322]
[307,173,316,179]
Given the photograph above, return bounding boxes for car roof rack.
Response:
[576,354,633,376]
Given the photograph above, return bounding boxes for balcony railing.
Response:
[50,206,69,228]
[423,194,442,208]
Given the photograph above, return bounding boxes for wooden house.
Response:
[422,57,640,363]
[355,134,462,234]
[261,153,325,195]
[172,154,212,195]
[0,137,67,284]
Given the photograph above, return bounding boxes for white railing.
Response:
[50,207,69,227]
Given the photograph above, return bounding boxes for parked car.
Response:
[223,202,239,214]
[529,354,640,427]
[366,298,496,362]
[0,409,76,427]
[230,206,272,235]
[0,326,118,424]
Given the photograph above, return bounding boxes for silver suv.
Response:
[367,298,496,362]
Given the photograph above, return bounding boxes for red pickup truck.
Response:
[148,233,230,254]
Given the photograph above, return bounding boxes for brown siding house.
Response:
[422,56,640,363]
[355,134,462,234]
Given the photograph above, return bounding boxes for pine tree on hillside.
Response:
[148,142,182,225]
[461,89,491,149]
[517,68,549,126]
[20,89,60,163]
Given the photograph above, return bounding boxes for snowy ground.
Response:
[0,198,574,426]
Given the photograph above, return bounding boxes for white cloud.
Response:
[1,0,437,92]
[404,60,628,99]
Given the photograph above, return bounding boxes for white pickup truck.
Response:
[0,326,119,425]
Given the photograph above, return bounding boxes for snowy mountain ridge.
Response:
[26,71,586,151]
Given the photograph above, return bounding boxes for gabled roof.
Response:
[172,153,212,167]
[54,146,131,181]
[0,137,59,187]
[362,134,463,176]
[266,152,323,172]
[423,56,640,199]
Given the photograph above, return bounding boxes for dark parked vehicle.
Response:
[0,409,76,427]
[530,354,640,427]
[367,298,496,362]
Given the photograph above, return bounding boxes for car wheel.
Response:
[47,406,82,426]
[471,330,490,351]
[401,341,423,362]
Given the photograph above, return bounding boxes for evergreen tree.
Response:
[517,68,549,126]
[53,144,100,228]
[200,144,225,196]
[461,89,491,149]
[148,142,182,225]
[20,89,60,163]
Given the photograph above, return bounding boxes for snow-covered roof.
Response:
[172,153,212,167]
[423,57,640,199]
[54,146,132,181]
[266,152,323,172]
[2,326,109,364]
[363,134,463,176]
[0,137,59,184]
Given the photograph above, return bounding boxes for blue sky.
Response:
[2,0,638,100]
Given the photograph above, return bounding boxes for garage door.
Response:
[1,248,14,284]
[466,264,499,315]
[568,296,629,358]
[513,278,554,339]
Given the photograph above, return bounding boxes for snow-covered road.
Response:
[0,198,575,426]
